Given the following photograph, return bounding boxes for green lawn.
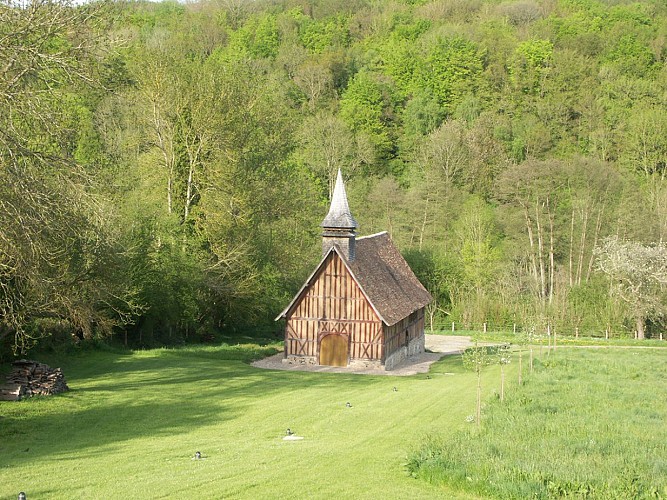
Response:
[0,344,490,499]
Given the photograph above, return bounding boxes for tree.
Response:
[0,0,141,353]
[595,236,667,339]
[462,343,494,429]
[296,113,369,198]
[496,344,511,402]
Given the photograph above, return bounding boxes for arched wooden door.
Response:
[319,334,348,367]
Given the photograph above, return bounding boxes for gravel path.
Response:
[251,334,478,377]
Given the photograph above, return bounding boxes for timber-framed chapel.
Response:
[276,170,431,370]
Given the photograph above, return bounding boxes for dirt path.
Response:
[251,334,479,377]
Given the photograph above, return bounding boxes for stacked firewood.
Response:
[0,360,69,401]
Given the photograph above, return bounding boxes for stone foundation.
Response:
[348,358,383,370]
[282,355,317,366]
[383,335,425,371]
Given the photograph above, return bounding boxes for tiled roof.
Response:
[348,232,432,326]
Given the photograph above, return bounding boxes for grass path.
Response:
[0,345,502,498]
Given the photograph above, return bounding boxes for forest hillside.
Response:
[2,0,667,356]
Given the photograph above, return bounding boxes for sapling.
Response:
[514,328,530,385]
[462,342,493,429]
[497,344,511,402]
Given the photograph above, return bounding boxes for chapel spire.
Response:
[321,169,357,260]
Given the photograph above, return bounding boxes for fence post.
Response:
[483,322,487,333]
[452,322,455,332]
[553,327,557,351]
[575,327,579,339]
[605,329,609,340]
[513,323,516,334]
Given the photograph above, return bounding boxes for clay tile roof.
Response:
[348,232,432,326]
[321,169,358,229]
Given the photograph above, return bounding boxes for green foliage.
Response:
[339,70,396,160]
[605,34,656,76]
[232,14,280,59]
[299,14,351,54]
[4,0,667,355]
[509,39,554,94]
[415,36,485,114]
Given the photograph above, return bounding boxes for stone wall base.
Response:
[348,359,383,370]
[282,355,317,366]
[383,335,425,371]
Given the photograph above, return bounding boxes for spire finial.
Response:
[321,169,358,229]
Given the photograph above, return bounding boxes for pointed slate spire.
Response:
[321,169,357,260]
[321,169,358,229]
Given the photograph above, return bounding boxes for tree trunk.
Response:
[569,207,575,287]
[585,205,605,283]
[523,204,539,294]
[419,196,430,252]
[636,316,646,339]
[577,207,588,286]
[547,196,555,303]
[535,199,546,300]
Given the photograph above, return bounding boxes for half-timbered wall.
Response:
[384,308,425,358]
[383,307,426,369]
[285,253,384,362]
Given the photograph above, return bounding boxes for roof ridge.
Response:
[356,231,388,241]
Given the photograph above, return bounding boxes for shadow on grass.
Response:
[0,344,449,465]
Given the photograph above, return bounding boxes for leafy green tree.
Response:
[339,70,396,163]
[453,196,502,302]
[414,36,485,114]
[509,39,553,95]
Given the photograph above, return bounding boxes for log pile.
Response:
[0,360,69,401]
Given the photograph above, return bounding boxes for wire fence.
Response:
[428,319,666,341]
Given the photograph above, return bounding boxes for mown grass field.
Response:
[0,343,489,499]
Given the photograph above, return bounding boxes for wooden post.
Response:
[605,329,609,340]
[483,322,487,333]
[575,327,579,339]
[452,322,455,332]
[530,347,534,373]
[513,323,517,334]
[546,324,551,353]
[553,327,557,351]
[660,331,664,341]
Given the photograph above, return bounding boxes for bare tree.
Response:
[0,0,140,352]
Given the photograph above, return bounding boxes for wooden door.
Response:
[319,334,348,367]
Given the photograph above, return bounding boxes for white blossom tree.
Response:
[595,236,667,339]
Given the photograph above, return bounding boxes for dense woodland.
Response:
[2,0,667,356]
